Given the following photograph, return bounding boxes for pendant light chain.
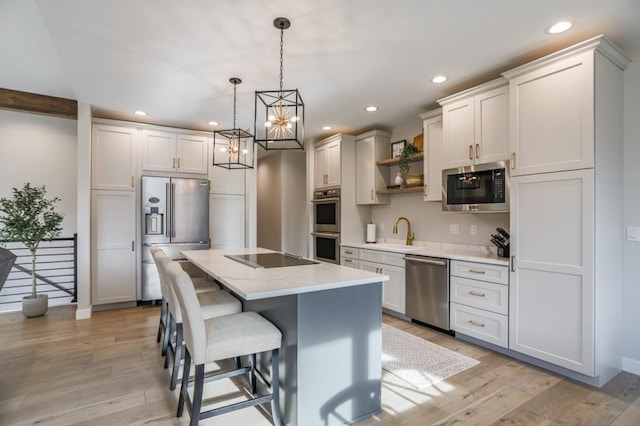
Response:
[279,25,284,93]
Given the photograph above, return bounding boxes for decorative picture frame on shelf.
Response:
[391,140,406,158]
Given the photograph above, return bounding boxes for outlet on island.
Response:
[450,224,459,234]
[470,224,478,235]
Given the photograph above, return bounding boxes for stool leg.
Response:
[177,348,191,418]
[163,316,173,369]
[190,364,205,426]
[170,322,183,391]
[162,311,172,358]
[271,349,282,426]
[157,297,166,342]
[250,353,257,395]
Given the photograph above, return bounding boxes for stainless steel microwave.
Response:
[442,160,509,212]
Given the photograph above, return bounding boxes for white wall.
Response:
[0,109,77,235]
[623,57,640,374]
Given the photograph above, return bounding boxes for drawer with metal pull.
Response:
[451,302,508,348]
[340,246,359,260]
[450,260,509,285]
[450,276,508,315]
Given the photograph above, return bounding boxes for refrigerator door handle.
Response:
[171,183,176,239]
[165,183,171,238]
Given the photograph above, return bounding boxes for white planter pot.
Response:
[22,293,48,318]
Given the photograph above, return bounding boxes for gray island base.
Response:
[181,248,387,426]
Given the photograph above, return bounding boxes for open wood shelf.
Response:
[376,153,424,166]
[376,186,423,195]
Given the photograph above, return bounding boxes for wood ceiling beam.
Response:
[0,88,77,119]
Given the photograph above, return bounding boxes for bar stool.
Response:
[151,247,220,358]
[168,267,283,426]
[155,252,242,390]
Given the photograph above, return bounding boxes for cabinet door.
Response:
[475,85,509,164]
[326,139,341,187]
[509,169,594,375]
[91,190,136,304]
[382,264,406,314]
[142,131,177,172]
[509,51,594,176]
[442,98,475,168]
[356,137,374,204]
[92,124,136,191]
[177,134,208,174]
[314,144,328,188]
[210,193,245,248]
[423,115,443,201]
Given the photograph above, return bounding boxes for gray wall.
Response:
[257,153,283,251]
[623,57,640,373]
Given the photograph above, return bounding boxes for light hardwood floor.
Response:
[0,305,638,425]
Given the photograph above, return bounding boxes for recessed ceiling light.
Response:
[133,110,147,116]
[431,75,447,84]
[322,126,332,131]
[547,20,574,34]
[365,106,378,112]
[208,121,219,126]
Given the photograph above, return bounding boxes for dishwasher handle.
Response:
[404,256,447,267]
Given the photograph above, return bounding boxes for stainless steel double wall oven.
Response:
[311,187,340,264]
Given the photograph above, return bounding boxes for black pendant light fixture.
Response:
[254,17,305,151]
[213,77,254,169]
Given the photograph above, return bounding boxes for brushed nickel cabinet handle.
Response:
[173,157,176,168]
[131,176,135,187]
[469,320,485,328]
[510,152,515,169]
[371,189,374,200]
[345,250,353,255]
[469,269,486,274]
[475,143,480,159]
[177,158,181,169]
[424,184,428,196]
[511,256,515,272]
[469,291,486,297]
[468,145,473,160]
[131,241,135,252]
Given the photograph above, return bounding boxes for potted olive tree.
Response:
[0,183,63,317]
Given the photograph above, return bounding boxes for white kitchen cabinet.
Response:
[355,130,390,205]
[91,190,136,305]
[359,249,406,314]
[209,193,245,249]
[505,36,629,384]
[439,78,509,169]
[450,260,509,348]
[340,246,360,269]
[315,135,341,188]
[419,109,443,201]
[142,130,208,174]
[91,124,136,191]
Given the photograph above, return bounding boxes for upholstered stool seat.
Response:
[169,268,283,426]
[192,277,220,293]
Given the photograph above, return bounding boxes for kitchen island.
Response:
[182,248,389,426]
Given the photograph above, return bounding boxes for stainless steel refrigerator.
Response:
[141,176,209,301]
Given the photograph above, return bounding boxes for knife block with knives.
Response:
[490,227,510,258]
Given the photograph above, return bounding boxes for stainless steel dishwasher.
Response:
[404,255,450,331]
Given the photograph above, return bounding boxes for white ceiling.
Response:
[2,0,640,144]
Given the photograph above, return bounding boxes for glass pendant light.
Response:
[254,17,305,151]
[213,78,254,169]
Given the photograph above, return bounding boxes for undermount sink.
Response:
[365,243,422,253]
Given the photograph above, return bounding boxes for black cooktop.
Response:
[225,253,319,269]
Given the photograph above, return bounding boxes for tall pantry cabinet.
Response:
[504,36,629,385]
[91,124,137,305]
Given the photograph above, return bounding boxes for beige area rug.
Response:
[382,323,480,389]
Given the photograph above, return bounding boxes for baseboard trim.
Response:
[623,357,640,376]
[75,307,92,320]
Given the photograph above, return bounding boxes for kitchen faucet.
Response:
[393,217,415,246]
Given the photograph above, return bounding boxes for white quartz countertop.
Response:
[182,247,390,300]
[342,241,510,266]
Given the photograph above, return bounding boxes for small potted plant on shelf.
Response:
[397,143,419,187]
[0,183,63,318]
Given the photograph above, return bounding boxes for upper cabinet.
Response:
[439,78,509,169]
[315,134,342,188]
[142,130,208,174]
[505,49,598,176]
[356,130,391,205]
[420,109,443,201]
[92,124,137,191]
